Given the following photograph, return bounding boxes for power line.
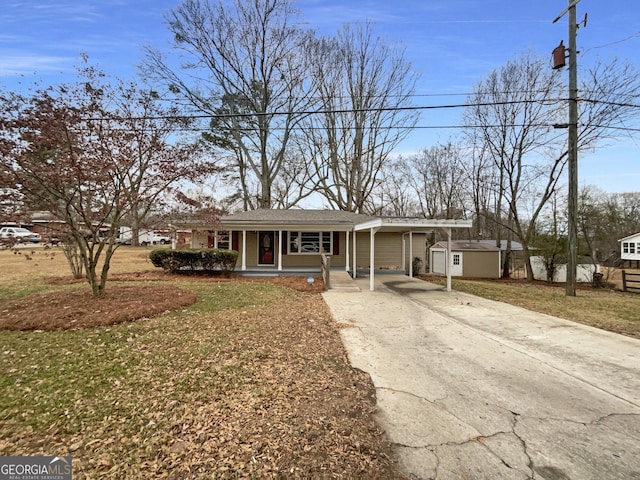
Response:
[86,98,570,122]
[584,30,640,53]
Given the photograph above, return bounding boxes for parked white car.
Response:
[117,227,170,246]
[0,226,41,243]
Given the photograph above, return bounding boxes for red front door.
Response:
[258,231,275,265]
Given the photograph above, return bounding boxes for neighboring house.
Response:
[429,241,501,279]
[619,232,640,269]
[180,209,472,291]
[29,211,66,242]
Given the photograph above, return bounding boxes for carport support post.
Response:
[409,231,414,277]
[345,229,350,272]
[277,230,282,271]
[352,230,357,279]
[241,230,247,271]
[446,228,452,292]
[370,227,379,291]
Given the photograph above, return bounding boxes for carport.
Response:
[352,218,473,291]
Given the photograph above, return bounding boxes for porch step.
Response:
[328,271,361,292]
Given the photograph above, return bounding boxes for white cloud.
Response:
[0,53,73,77]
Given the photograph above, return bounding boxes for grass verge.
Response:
[426,277,640,338]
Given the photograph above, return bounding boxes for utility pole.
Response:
[553,0,580,296]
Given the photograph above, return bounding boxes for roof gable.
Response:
[619,232,640,242]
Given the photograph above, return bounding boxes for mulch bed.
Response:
[0,285,197,331]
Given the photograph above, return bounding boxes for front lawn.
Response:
[0,247,401,478]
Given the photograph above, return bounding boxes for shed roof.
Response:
[433,240,500,252]
[478,239,524,251]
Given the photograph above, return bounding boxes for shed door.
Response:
[451,252,463,276]
[432,251,446,274]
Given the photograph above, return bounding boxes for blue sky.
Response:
[1,0,639,193]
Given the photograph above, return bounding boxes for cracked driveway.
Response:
[323,275,640,480]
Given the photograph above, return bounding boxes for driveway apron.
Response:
[323,274,640,480]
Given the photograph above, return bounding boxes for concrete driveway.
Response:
[323,274,640,480]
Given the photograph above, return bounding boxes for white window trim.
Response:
[214,230,230,250]
[287,231,332,255]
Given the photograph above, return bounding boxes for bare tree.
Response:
[464,53,640,279]
[373,157,421,216]
[143,0,316,210]
[1,65,206,296]
[304,22,419,213]
[402,142,468,220]
[464,52,567,279]
[113,81,211,245]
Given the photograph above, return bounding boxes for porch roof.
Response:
[221,209,374,231]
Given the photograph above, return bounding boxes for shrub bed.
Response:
[150,248,238,273]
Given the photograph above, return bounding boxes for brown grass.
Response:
[418,274,640,338]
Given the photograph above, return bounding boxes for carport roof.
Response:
[354,217,472,232]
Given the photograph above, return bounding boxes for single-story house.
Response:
[183,209,472,291]
[619,232,640,269]
[429,241,501,279]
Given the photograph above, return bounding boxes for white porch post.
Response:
[402,233,406,274]
[446,227,452,292]
[241,230,247,271]
[352,230,357,279]
[277,230,282,271]
[345,230,350,272]
[369,227,379,291]
[409,231,414,277]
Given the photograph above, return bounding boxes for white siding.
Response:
[621,233,640,261]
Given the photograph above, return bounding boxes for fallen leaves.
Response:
[0,280,403,478]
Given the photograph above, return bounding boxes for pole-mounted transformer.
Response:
[552,40,566,69]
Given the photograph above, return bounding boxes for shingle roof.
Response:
[221,209,375,226]
[433,241,500,251]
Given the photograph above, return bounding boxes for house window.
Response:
[452,253,461,266]
[630,243,636,254]
[288,231,331,254]
[623,242,629,254]
[215,231,230,249]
